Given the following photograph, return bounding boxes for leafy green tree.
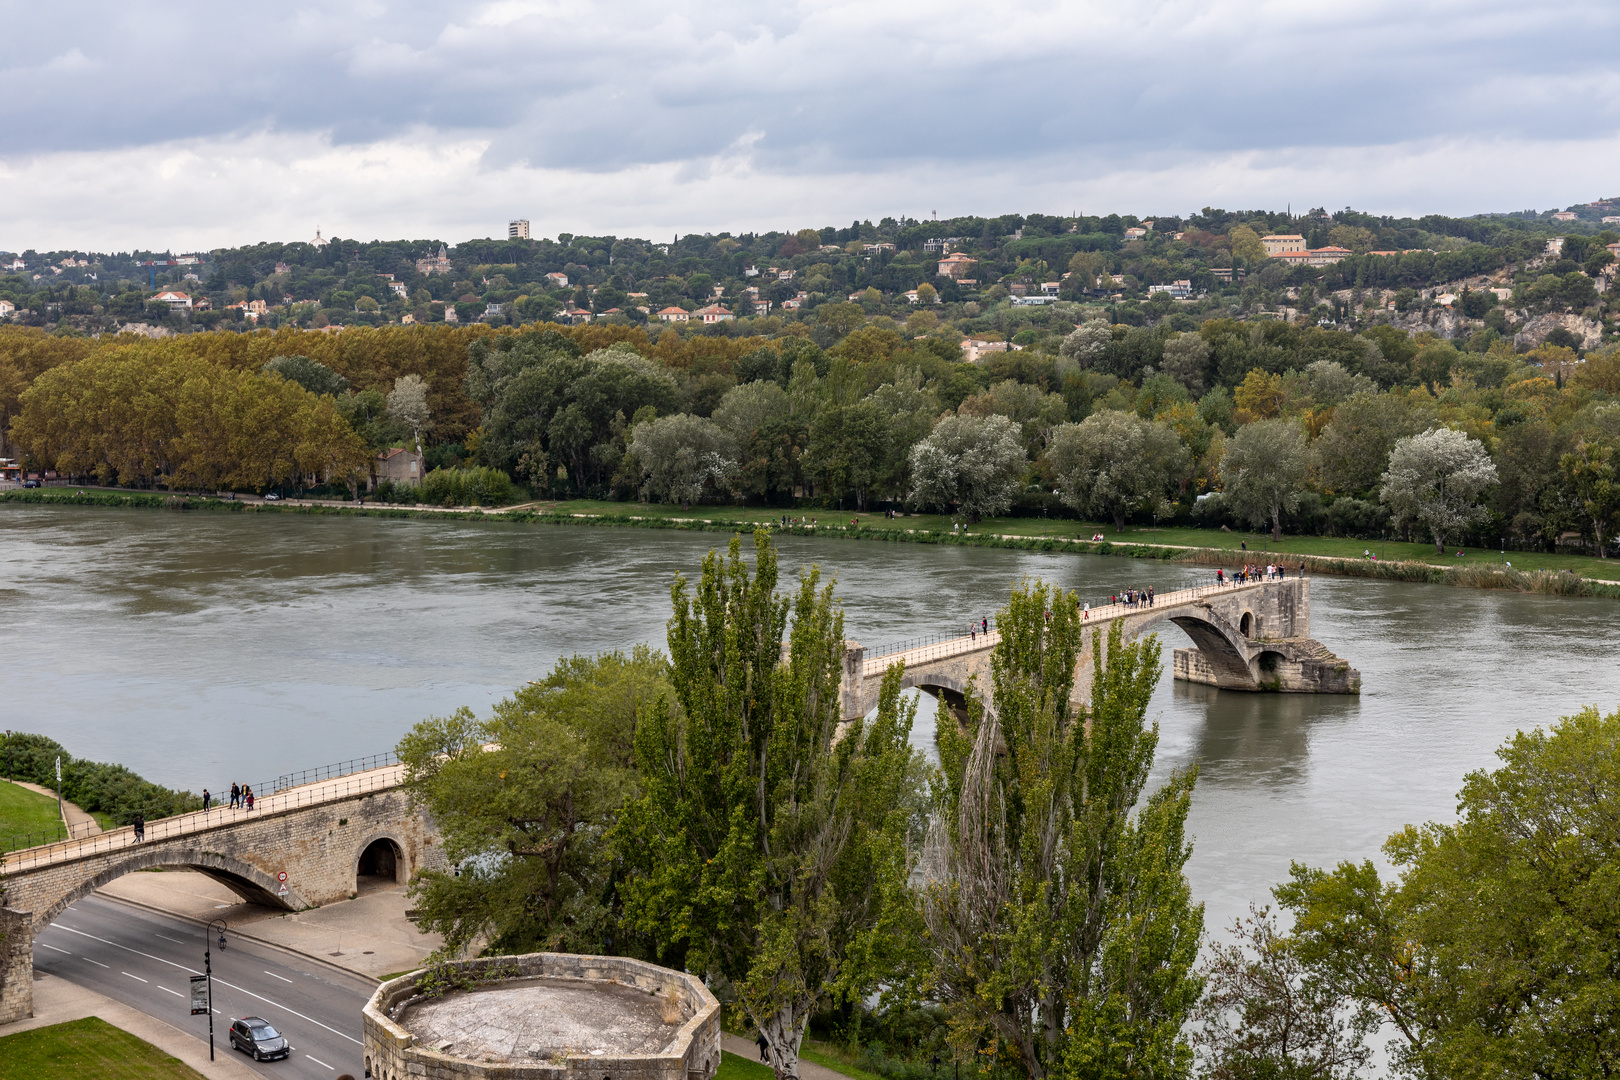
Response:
[475,340,680,494]
[397,649,667,957]
[1278,704,1620,1079]
[1559,437,1619,557]
[262,355,349,398]
[1221,418,1312,542]
[1047,411,1188,531]
[924,604,1202,1080]
[1379,427,1497,553]
[618,532,924,1080]
[1313,392,1433,496]
[802,399,889,510]
[908,413,1027,521]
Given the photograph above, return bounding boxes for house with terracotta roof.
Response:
[695,303,733,324]
[656,306,690,322]
[937,253,977,278]
[415,246,451,275]
[1123,227,1149,241]
[545,272,569,288]
[152,290,192,310]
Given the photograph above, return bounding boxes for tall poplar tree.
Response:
[618,530,924,1080]
[923,585,1203,1080]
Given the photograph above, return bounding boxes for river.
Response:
[4,505,1618,934]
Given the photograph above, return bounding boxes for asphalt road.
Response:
[32,895,375,1078]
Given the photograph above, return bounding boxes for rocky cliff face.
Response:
[1513,312,1604,350]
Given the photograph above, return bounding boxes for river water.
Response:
[4,505,1618,934]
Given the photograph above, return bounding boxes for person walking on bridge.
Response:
[202,788,211,811]
[244,786,255,811]
[230,782,240,809]
[132,813,144,843]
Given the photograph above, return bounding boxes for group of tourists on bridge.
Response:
[1216,563,1305,586]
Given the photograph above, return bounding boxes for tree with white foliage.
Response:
[386,374,432,460]
[1380,427,1498,554]
[909,413,1025,522]
[1059,320,1113,367]
[629,414,738,509]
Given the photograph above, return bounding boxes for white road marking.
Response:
[37,943,70,954]
[306,1055,334,1070]
[122,972,148,982]
[49,924,361,1045]
[155,934,185,944]
[159,986,183,997]
[263,970,293,983]
[84,958,109,968]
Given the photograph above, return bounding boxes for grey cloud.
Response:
[2,0,1617,178]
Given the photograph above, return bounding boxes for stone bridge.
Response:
[0,758,442,1024]
[839,577,1359,723]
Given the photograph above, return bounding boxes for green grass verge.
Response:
[0,780,64,848]
[0,1017,207,1080]
[718,1050,779,1080]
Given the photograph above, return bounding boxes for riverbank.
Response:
[7,487,1618,599]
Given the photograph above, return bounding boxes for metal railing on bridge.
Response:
[0,751,405,872]
[859,576,1277,678]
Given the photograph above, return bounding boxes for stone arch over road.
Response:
[1,759,444,1024]
[840,578,1359,723]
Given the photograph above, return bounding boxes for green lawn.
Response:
[536,500,1620,581]
[718,1050,779,1080]
[0,1017,206,1080]
[0,780,64,848]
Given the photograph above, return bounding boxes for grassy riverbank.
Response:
[0,780,63,842]
[8,487,1619,597]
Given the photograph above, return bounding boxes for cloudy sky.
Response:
[3,0,1618,251]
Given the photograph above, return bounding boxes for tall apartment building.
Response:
[509,219,531,240]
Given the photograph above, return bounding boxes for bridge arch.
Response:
[31,848,307,931]
[1127,609,1258,689]
[355,832,409,888]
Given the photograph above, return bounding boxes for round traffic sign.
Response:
[277,871,288,882]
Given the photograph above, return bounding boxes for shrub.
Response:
[1,733,199,828]
[418,467,514,507]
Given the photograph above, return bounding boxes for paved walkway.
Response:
[0,972,261,1080]
[99,870,442,981]
[8,780,100,838]
[2,762,403,872]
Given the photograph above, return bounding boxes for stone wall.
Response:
[363,953,722,1080]
[0,907,30,1023]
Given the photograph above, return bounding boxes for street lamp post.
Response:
[204,920,227,1060]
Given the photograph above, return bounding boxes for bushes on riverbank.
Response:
[1,733,199,835]
[377,466,516,507]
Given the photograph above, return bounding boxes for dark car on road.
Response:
[22,479,40,488]
[229,1016,290,1061]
